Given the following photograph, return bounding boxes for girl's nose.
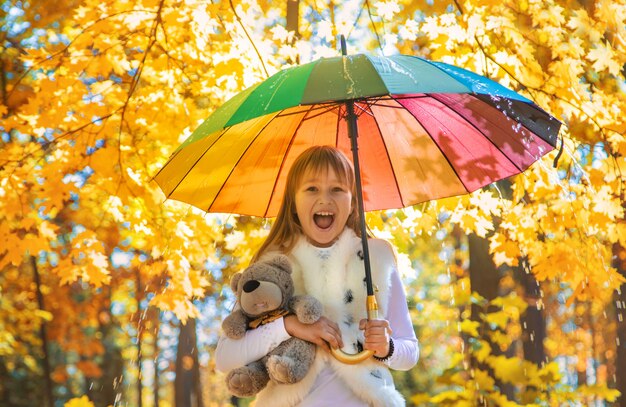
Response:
[319,191,331,203]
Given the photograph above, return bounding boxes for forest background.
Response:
[1,0,626,406]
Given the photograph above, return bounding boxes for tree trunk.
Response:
[31,256,54,407]
[613,243,626,407]
[136,270,144,407]
[286,0,299,35]
[517,259,546,366]
[154,311,161,407]
[96,286,125,406]
[0,360,9,406]
[286,0,300,64]
[468,233,514,400]
[175,318,203,407]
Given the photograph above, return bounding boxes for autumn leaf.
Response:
[64,396,95,407]
[587,41,622,75]
[460,319,480,337]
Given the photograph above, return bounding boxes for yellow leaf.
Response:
[592,185,623,220]
[538,362,562,386]
[34,310,53,322]
[486,355,526,384]
[20,216,37,230]
[482,310,510,329]
[64,396,95,407]
[587,41,622,75]
[488,391,523,407]
[475,340,491,363]
[469,189,502,217]
[489,330,512,348]
[460,319,480,337]
[579,384,621,402]
[474,368,495,391]
[409,393,431,405]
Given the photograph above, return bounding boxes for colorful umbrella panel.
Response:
[155,54,560,217]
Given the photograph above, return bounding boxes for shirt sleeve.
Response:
[214,317,292,373]
[384,267,419,371]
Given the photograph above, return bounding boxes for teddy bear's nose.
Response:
[243,280,260,293]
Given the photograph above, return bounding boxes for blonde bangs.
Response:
[291,147,355,192]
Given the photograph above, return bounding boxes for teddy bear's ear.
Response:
[230,273,242,292]
[269,255,292,274]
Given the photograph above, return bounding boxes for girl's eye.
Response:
[332,186,345,192]
[306,186,318,192]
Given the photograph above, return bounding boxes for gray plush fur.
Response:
[222,255,322,398]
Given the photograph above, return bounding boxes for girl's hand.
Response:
[284,315,344,352]
[359,319,392,357]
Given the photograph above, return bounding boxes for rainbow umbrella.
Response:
[155,38,560,362]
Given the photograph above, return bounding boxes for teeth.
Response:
[316,212,334,216]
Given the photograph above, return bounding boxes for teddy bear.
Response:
[222,254,323,398]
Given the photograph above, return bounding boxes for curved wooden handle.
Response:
[330,295,379,364]
[330,348,374,364]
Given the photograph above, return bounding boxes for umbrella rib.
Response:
[392,94,472,193]
[431,93,525,173]
[262,106,315,217]
[211,113,289,215]
[276,103,341,119]
[163,128,231,200]
[152,146,183,186]
[334,103,342,147]
[367,103,405,207]
[296,103,342,121]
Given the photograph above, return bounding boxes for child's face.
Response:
[295,166,353,247]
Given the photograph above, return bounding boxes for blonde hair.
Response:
[253,146,362,261]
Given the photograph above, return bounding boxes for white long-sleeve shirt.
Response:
[215,267,419,406]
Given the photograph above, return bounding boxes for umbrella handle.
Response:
[330,295,378,364]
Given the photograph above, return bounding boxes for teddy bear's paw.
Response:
[227,370,261,397]
[267,355,300,384]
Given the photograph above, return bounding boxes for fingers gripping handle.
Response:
[330,295,378,364]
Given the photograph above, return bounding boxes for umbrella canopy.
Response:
[155,53,560,218]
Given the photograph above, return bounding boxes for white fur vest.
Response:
[254,229,405,407]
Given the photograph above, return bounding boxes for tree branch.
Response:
[228,0,269,78]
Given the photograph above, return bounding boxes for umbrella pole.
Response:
[340,34,378,319]
[329,36,378,365]
[345,99,379,320]
[328,97,378,365]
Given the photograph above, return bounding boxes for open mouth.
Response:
[314,211,335,229]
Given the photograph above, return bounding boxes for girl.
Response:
[216,146,419,406]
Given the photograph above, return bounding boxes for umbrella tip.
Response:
[340,34,347,56]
